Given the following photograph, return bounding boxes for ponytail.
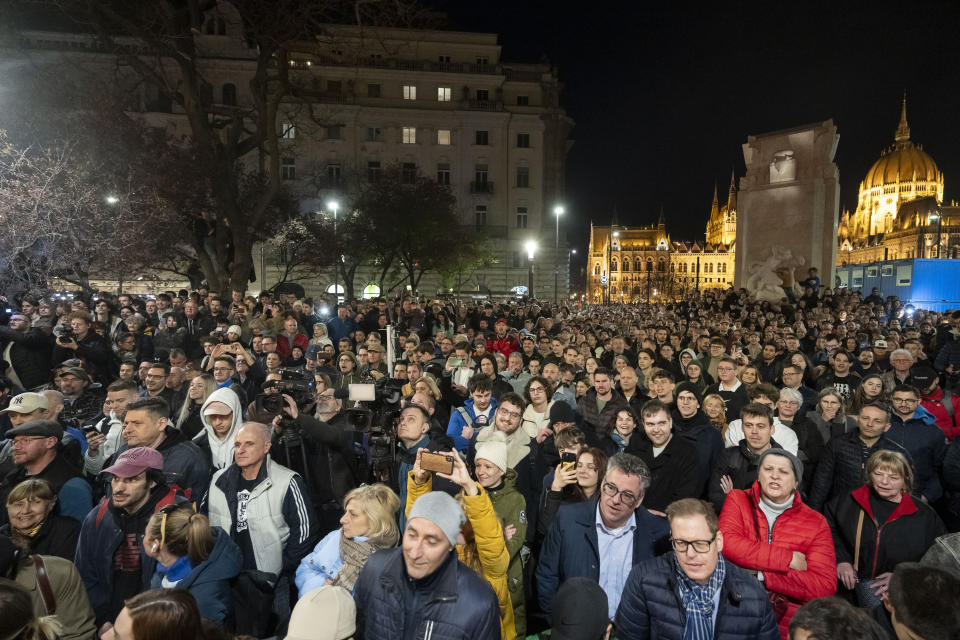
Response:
[185,513,213,566]
[26,616,61,640]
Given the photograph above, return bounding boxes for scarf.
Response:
[332,529,399,591]
[675,553,726,640]
[611,432,628,452]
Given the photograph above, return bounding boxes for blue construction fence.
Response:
[835,258,960,312]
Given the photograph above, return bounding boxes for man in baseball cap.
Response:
[0,419,92,524]
[0,391,49,428]
[76,445,182,629]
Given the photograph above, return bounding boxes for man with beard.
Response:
[75,447,187,631]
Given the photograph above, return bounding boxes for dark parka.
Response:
[0,325,53,390]
[707,438,783,513]
[824,486,946,581]
[536,496,670,615]
[671,409,725,498]
[626,433,701,513]
[886,414,948,503]
[807,430,913,511]
[354,547,501,640]
[614,555,780,640]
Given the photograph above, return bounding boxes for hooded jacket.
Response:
[150,526,243,625]
[194,387,244,471]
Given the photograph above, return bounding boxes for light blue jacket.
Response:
[295,528,369,597]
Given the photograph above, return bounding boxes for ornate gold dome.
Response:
[864,145,939,189]
[863,97,939,189]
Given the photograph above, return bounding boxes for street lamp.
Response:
[327,200,340,302]
[553,205,564,304]
[105,195,119,205]
[931,209,943,258]
[525,240,537,299]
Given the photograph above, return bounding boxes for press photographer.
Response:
[271,387,361,535]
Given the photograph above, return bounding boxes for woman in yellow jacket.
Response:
[407,448,517,640]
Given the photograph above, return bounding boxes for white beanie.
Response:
[474,430,508,472]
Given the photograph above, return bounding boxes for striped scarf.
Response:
[675,553,726,640]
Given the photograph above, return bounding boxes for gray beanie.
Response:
[408,491,466,547]
[758,448,803,484]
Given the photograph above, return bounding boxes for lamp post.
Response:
[931,209,943,258]
[553,205,564,304]
[525,240,537,299]
[327,200,340,302]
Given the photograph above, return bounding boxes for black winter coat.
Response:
[0,513,80,560]
[671,409,725,498]
[707,439,783,513]
[808,431,913,511]
[354,548,501,640]
[0,326,53,390]
[614,555,780,640]
[825,486,946,580]
[627,433,701,513]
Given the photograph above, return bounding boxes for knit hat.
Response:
[549,401,576,426]
[407,491,466,547]
[286,585,356,640]
[227,325,243,336]
[551,577,610,640]
[758,448,803,484]
[474,430,508,472]
[684,358,706,373]
[673,381,702,405]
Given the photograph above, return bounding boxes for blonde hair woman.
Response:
[295,483,400,596]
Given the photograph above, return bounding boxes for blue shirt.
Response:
[596,505,636,619]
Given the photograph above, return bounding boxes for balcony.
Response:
[464,99,503,111]
[470,181,494,194]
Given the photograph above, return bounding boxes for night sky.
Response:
[440,0,960,251]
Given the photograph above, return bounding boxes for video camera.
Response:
[255,368,315,431]
[335,376,407,483]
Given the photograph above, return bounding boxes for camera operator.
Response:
[272,392,359,535]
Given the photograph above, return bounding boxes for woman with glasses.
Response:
[521,376,554,441]
[719,449,836,638]
[142,505,242,626]
[824,450,945,609]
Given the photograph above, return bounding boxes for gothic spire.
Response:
[727,170,737,212]
[895,90,911,145]
[710,182,719,218]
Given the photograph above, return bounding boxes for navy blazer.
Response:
[535,496,670,614]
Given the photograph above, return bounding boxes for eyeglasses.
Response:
[891,397,918,404]
[671,536,717,554]
[12,436,50,447]
[528,386,546,393]
[601,481,639,506]
[498,407,522,420]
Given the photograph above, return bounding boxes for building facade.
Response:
[838,99,958,265]
[11,5,574,299]
[586,186,737,303]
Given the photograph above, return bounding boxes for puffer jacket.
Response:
[354,547,501,640]
[406,475,515,640]
[614,555,780,640]
[718,482,836,638]
[807,430,912,511]
[150,526,243,625]
[824,486,946,580]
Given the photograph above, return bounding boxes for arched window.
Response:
[593,263,601,276]
[635,258,642,271]
[362,284,381,299]
[622,259,630,272]
[657,260,665,272]
[222,83,237,106]
[645,260,653,272]
[611,259,618,271]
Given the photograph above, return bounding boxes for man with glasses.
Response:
[887,384,947,504]
[615,498,779,640]
[141,362,183,417]
[778,363,817,417]
[0,418,91,524]
[536,452,669,620]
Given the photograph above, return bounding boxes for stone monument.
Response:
[735,120,840,294]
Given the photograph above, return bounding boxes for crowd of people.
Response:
[0,281,959,640]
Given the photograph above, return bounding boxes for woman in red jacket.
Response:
[718,448,836,640]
